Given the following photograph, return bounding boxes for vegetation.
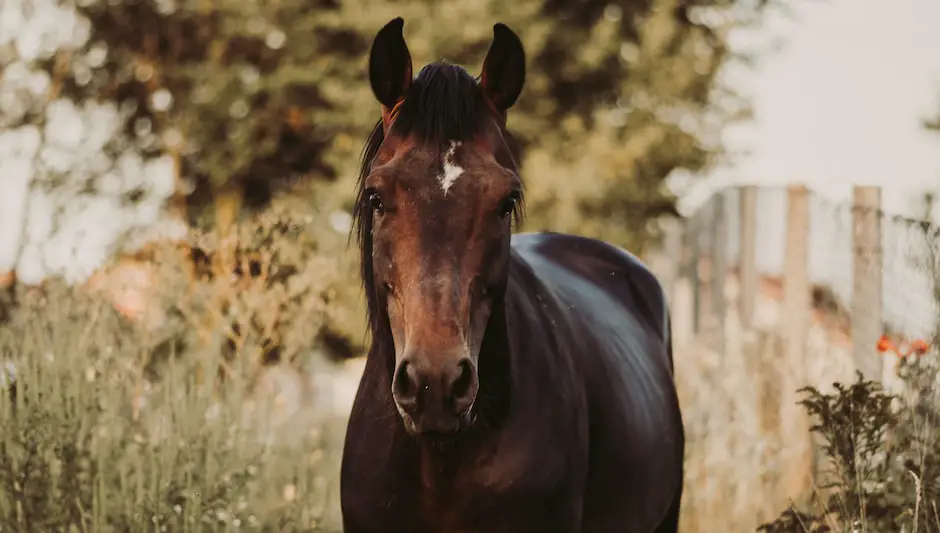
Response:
[15,0,779,242]
[0,0,796,529]
[757,351,940,532]
[0,207,347,531]
[758,223,940,533]
[2,0,783,356]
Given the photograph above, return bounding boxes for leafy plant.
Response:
[759,343,940,533]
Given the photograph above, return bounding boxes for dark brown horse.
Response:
[340,18,684,533]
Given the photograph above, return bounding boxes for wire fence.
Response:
[647,183,940,382]
[644,184,940,529]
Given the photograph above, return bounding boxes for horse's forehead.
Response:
[396,140,477,197]
[435,140,469,196]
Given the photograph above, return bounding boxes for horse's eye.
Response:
[498,192,520,219]
[369,191,385,215]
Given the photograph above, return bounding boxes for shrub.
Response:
[758,340,940,533]
[0,203,353,531]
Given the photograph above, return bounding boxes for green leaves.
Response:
[36,0,774,249]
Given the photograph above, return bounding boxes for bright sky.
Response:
[682,0,940,218]
[670,0,940,336]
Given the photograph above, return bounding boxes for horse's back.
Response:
[509,231,672,373]
[510,231,684,532]
[511,232,669,341]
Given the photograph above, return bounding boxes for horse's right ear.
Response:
[479,23,526,115]
[369,17,413,126]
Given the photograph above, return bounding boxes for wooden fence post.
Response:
[780,184,814,495]
[696,200,715,339]
[689,218,702,336]
[852,186,883,381]
[711,191,728,353]
[672,219,694,346]
[782,185,811,374]
[739,185,758,330]
[661,217,683,304]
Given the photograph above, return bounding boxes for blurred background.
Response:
[0,0,939,531]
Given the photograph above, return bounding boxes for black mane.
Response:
[392,62,487,145]
[351,62,489,340]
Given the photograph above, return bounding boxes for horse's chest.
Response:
[416,491,481,533]
[414,486,572,533]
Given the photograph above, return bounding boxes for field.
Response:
[1,218,936,532]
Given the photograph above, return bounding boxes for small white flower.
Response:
[329,211,353,234]
[265,29,286,50]
[282,483,297,502]
[0,361,15,388]
[150,89,173,112]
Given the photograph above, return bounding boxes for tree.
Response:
[41,0,778,248]
[56,0,381,231]
[0,0,184,286]
[1,0,782,355]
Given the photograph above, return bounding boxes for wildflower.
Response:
[910,339,930,355]
[876,335,895,354]
[309,448,324,466]
[282,483,297,502]
[0,361,15,388]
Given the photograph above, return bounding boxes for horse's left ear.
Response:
[479,23,526,113]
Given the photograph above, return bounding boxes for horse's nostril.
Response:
[393,360,419,405]
[451,360,473,399]
[447,359,477,413]
[394,355,476,422]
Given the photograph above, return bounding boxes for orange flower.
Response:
[876,335,896,354]
[910,339,930,355]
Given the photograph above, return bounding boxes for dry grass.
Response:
[3,202,937,532]
[0,202,359,531]
[672,263,940,533]
[674,275,858,531]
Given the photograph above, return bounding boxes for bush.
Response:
[0,204,353,531]
[759,341,940,533]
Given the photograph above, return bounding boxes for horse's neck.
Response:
[474,298,515,429]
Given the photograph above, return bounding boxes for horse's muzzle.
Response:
[392,355,478,436]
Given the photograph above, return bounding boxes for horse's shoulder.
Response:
[511,231,655,280]
[510,232,668,339]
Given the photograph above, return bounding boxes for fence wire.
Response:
[659,184,940,354]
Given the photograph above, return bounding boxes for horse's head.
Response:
[354,18,525,437]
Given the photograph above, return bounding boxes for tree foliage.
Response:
[0,0,782,354]
[30,0,777,249]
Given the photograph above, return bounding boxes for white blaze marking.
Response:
[438,141,464,195]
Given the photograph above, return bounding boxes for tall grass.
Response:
[0,204,349,531]
[759,231,940,532]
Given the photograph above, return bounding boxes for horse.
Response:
[340,18,685,533]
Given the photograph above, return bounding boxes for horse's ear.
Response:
[479,23,526,113]
[369,17,413,121]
